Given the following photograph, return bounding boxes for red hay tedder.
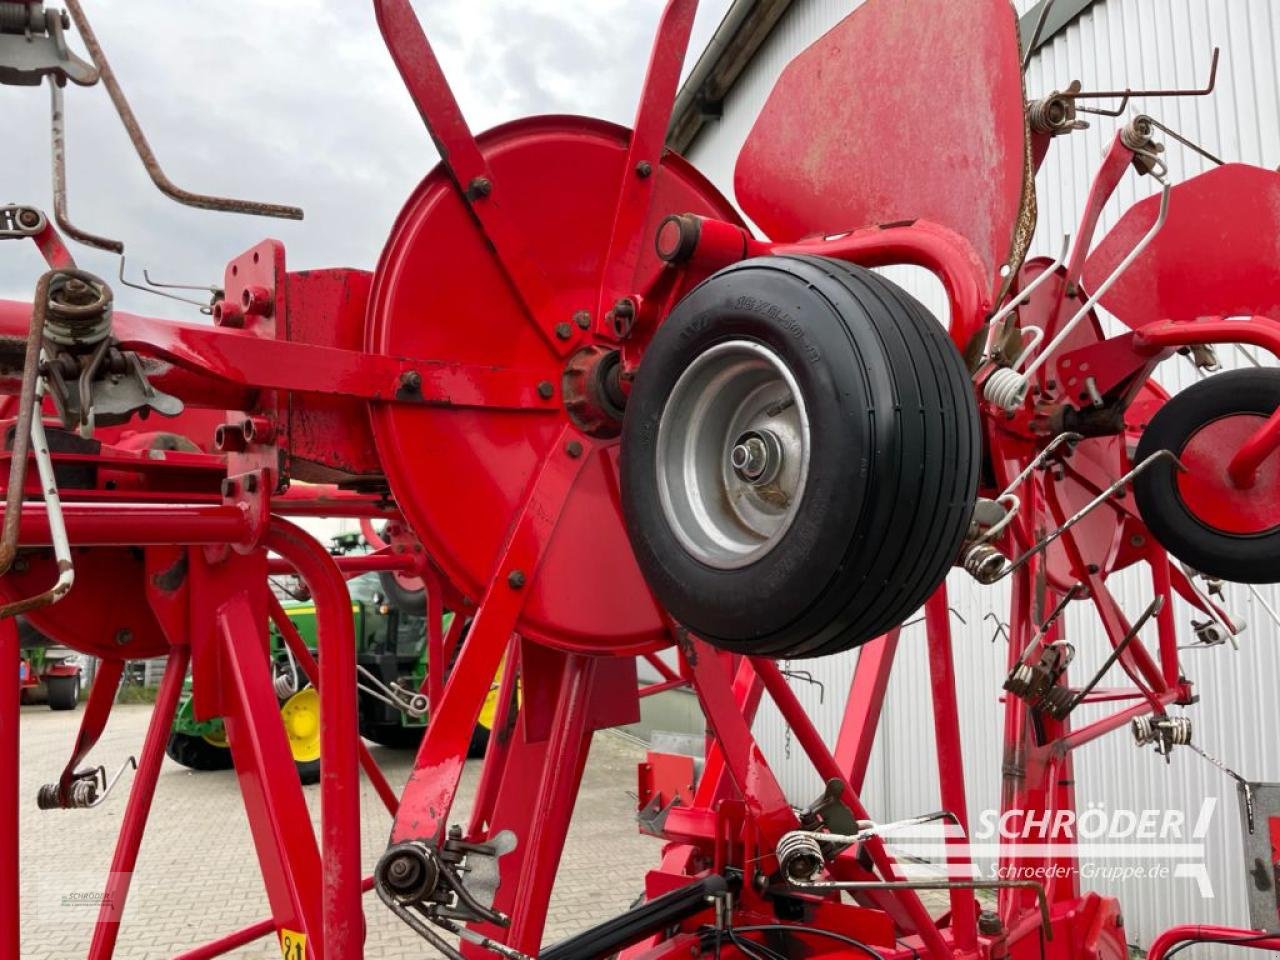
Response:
[1,0,1278,958]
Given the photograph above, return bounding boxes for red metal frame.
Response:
[1,0,1276,958]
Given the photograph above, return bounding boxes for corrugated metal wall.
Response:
[681,0,1280,947]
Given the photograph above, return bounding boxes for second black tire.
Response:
[620,256,980,658]
[1134,368,1280,583]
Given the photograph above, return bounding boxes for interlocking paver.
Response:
[19,703,663,959]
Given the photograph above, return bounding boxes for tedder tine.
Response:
[596,0,699,332]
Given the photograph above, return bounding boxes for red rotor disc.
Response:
[366,116,742,654]
[1176,414,1280,535]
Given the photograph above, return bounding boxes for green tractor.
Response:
[166,537,494,781]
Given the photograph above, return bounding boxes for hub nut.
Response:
[377,842,439,904]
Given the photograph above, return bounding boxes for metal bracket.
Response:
[0,2,97,86]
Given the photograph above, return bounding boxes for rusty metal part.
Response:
[0,272,54,576]
[60,0,302,221]
[1139,114,1225,167]
[49,79,123,253]
[1027,82,1088,137]
[1020,0,1055,71]
[1062,46,1219,115]
[0,205,47,238]
[561,346,626,439]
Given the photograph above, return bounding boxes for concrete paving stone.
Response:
[18,704,663,959]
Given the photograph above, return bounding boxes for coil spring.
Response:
[963,543,1010,584]
[1027,95,1071,135]
[36,777,97,810]
[273,667,299,699]
[983,366,1029,411]
[44,271,113,348]
[1131,715,1192,748]
[1120,117,1155,151]
[0,3,45,32]
[1004,663,1034,697]
[776,831,825,882]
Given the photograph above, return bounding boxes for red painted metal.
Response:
[86,645,189,960]
[2,0,1276,957]
[1229,407,1280,492]
[735,0,1032,300]
[1179,415,1280,532]
[1147,926,1280,960]
[365,115,741,654]
[1085,163,1280,326]
[267,520,363,956]
[833,629,900,792]
[268,593,400,817]
[0,617,16,960]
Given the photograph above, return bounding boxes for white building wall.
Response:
[682,0,1280,947]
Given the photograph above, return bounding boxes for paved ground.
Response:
[18,703,664,960]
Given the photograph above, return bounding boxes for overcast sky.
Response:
[3,0,730,319]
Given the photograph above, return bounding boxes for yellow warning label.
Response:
[279,928,307,960]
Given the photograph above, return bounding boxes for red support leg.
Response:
[218,592,325,956]
[267,521,363,957]
[833,628,900,792]
[87,645,191,960]
[268,592,399,817]
[0,617,18,960]
[924,588,978,955]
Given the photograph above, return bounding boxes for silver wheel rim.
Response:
[655,340,811,569]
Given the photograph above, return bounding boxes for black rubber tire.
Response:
[468,723,490,760]
[1134,369,1280,583]
[46,675,79,711]
[377,571,427,615]
[359,721,426,750]
[621,256,980,658]
[166,732,234,771]
[295,759,320,786]
[360,720,489,758]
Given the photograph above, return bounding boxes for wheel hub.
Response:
[655,340,810,570]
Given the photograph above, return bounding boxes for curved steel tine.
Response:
[1018,179,1171,380]
[980,234,1070,362]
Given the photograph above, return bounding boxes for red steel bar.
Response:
[0,617,17,960]
[87,645,191,960]
[466,639,519,839]
[265,551,418,576]
[923,588,978,954]
[751,656,952,960]
[833,628,900,792]
[267,593,400,817]
[505,654,599,953]
[1229,406,1280,489]
[219,592,325,952]
[171,877,378,960]
[14,503,250,545]
[1148,925,1280,960]
[266,521,363,956]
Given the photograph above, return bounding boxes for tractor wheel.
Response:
[359,721,425,750]
[46,674,79,711]
[621,256,980,658]
[1134,368,1280,583]
[165,732,234,771]
[377,570,427,615]
[281,687,322,785]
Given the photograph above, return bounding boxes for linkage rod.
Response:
[62,0,303,220]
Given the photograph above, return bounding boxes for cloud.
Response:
[2,0,729,320]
